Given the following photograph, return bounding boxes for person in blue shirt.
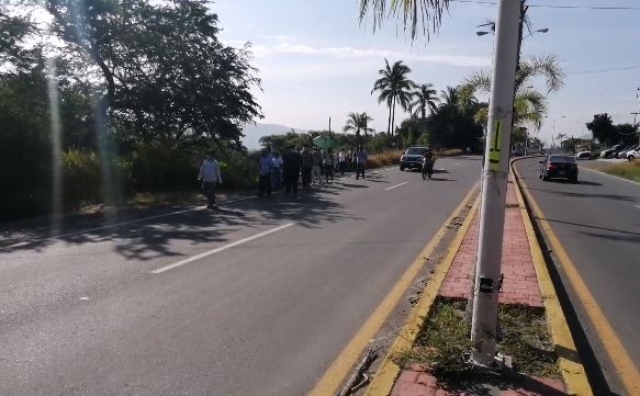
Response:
[355,146,369,180]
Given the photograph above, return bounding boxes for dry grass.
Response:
[367,148,465,169]
[438,148,465,157]
[394,297,560,380]
[603,160,640,182]
[368,150,403,169]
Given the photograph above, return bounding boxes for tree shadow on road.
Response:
[542,217,640,238]
[526,187,637,203]
[0,188,359,261]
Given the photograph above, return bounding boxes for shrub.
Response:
[129,144,198,192]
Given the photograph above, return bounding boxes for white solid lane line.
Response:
[635,205,640,210]
[384,182,409,191]
[150,223,295,274]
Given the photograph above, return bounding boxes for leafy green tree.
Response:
[372,59,414,136]
[410,83,439,121]
[615,123,639,146]
[358,0,451,40]
[22,0,263,147]
[465,55,564,129]
[586,113,617,146]
[343,112,374,139]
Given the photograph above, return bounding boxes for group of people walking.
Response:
[197,146,369,209]
[260,145,369,196]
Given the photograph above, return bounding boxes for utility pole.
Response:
[471,0,521,366]
[329,117,332,133]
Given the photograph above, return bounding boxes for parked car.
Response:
[619,145,639,159]
[600,145,620,159]
[616,145,635,158]
[575,150,591,160]
[400,146,427,171]
[539,155,579,182]
[627,148,639,161]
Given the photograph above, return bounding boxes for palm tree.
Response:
[343,112,374,138]
[464,55,565,129]
[372,59,415,136]
[410,83,439,120]
[440,86,460,106]
[358,0,451,40]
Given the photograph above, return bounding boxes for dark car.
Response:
[400,146,427,171]
[539,155,578,182]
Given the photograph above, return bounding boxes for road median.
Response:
[356,164,593,396]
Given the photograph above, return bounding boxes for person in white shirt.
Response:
[258,149,274,196]
[197,152,223,209]
[271,152,284,190]
[338,150,346,175]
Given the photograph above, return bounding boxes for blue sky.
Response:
[215,0,640,144]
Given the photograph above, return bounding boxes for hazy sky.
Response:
[215,0,640,144]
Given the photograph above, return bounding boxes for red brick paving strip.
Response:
[389,177,566,396]
[393,369,567,396]
[439,181,544,307]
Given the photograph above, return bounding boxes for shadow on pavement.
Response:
[579,231,640,244]
[0,188,360,260]
[427,177,456,182]
[526,187,637,203]
[541,218,640,238]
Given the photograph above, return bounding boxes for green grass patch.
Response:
[603,160,640,183]
[393,298,559,380]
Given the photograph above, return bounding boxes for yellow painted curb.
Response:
[512,166,593,396]
[513,164,640,395]
[307,185,479,396]
[362,195,481,396]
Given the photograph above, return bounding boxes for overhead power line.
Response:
[450,0,640,10]
[568,65,640,75]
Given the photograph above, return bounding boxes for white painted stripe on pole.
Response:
[384,182,408,191]
[150,223,295,274]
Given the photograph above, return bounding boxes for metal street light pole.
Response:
[471,0,521,366]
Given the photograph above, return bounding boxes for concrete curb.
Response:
[512,161,593,396]
[361,195,481,396]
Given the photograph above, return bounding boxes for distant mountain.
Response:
[241,123,308,150]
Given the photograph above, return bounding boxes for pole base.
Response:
[468,353,514,374]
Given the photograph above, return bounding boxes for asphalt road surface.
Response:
[0,157,481,396]
[515,158,640,394]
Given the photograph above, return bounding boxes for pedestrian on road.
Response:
[338,150,346,175]
[258,149,273,196]
[197,152,223,209]
[282,145,302,195]
[312,148,323,185]
[272,152,283,190]
[301,146,313,189]
[355,146,368,180]
[346,149,353,172]
[324,148,335,183]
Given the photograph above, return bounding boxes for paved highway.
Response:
[0,157,481,396]
[515,158,640,395]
